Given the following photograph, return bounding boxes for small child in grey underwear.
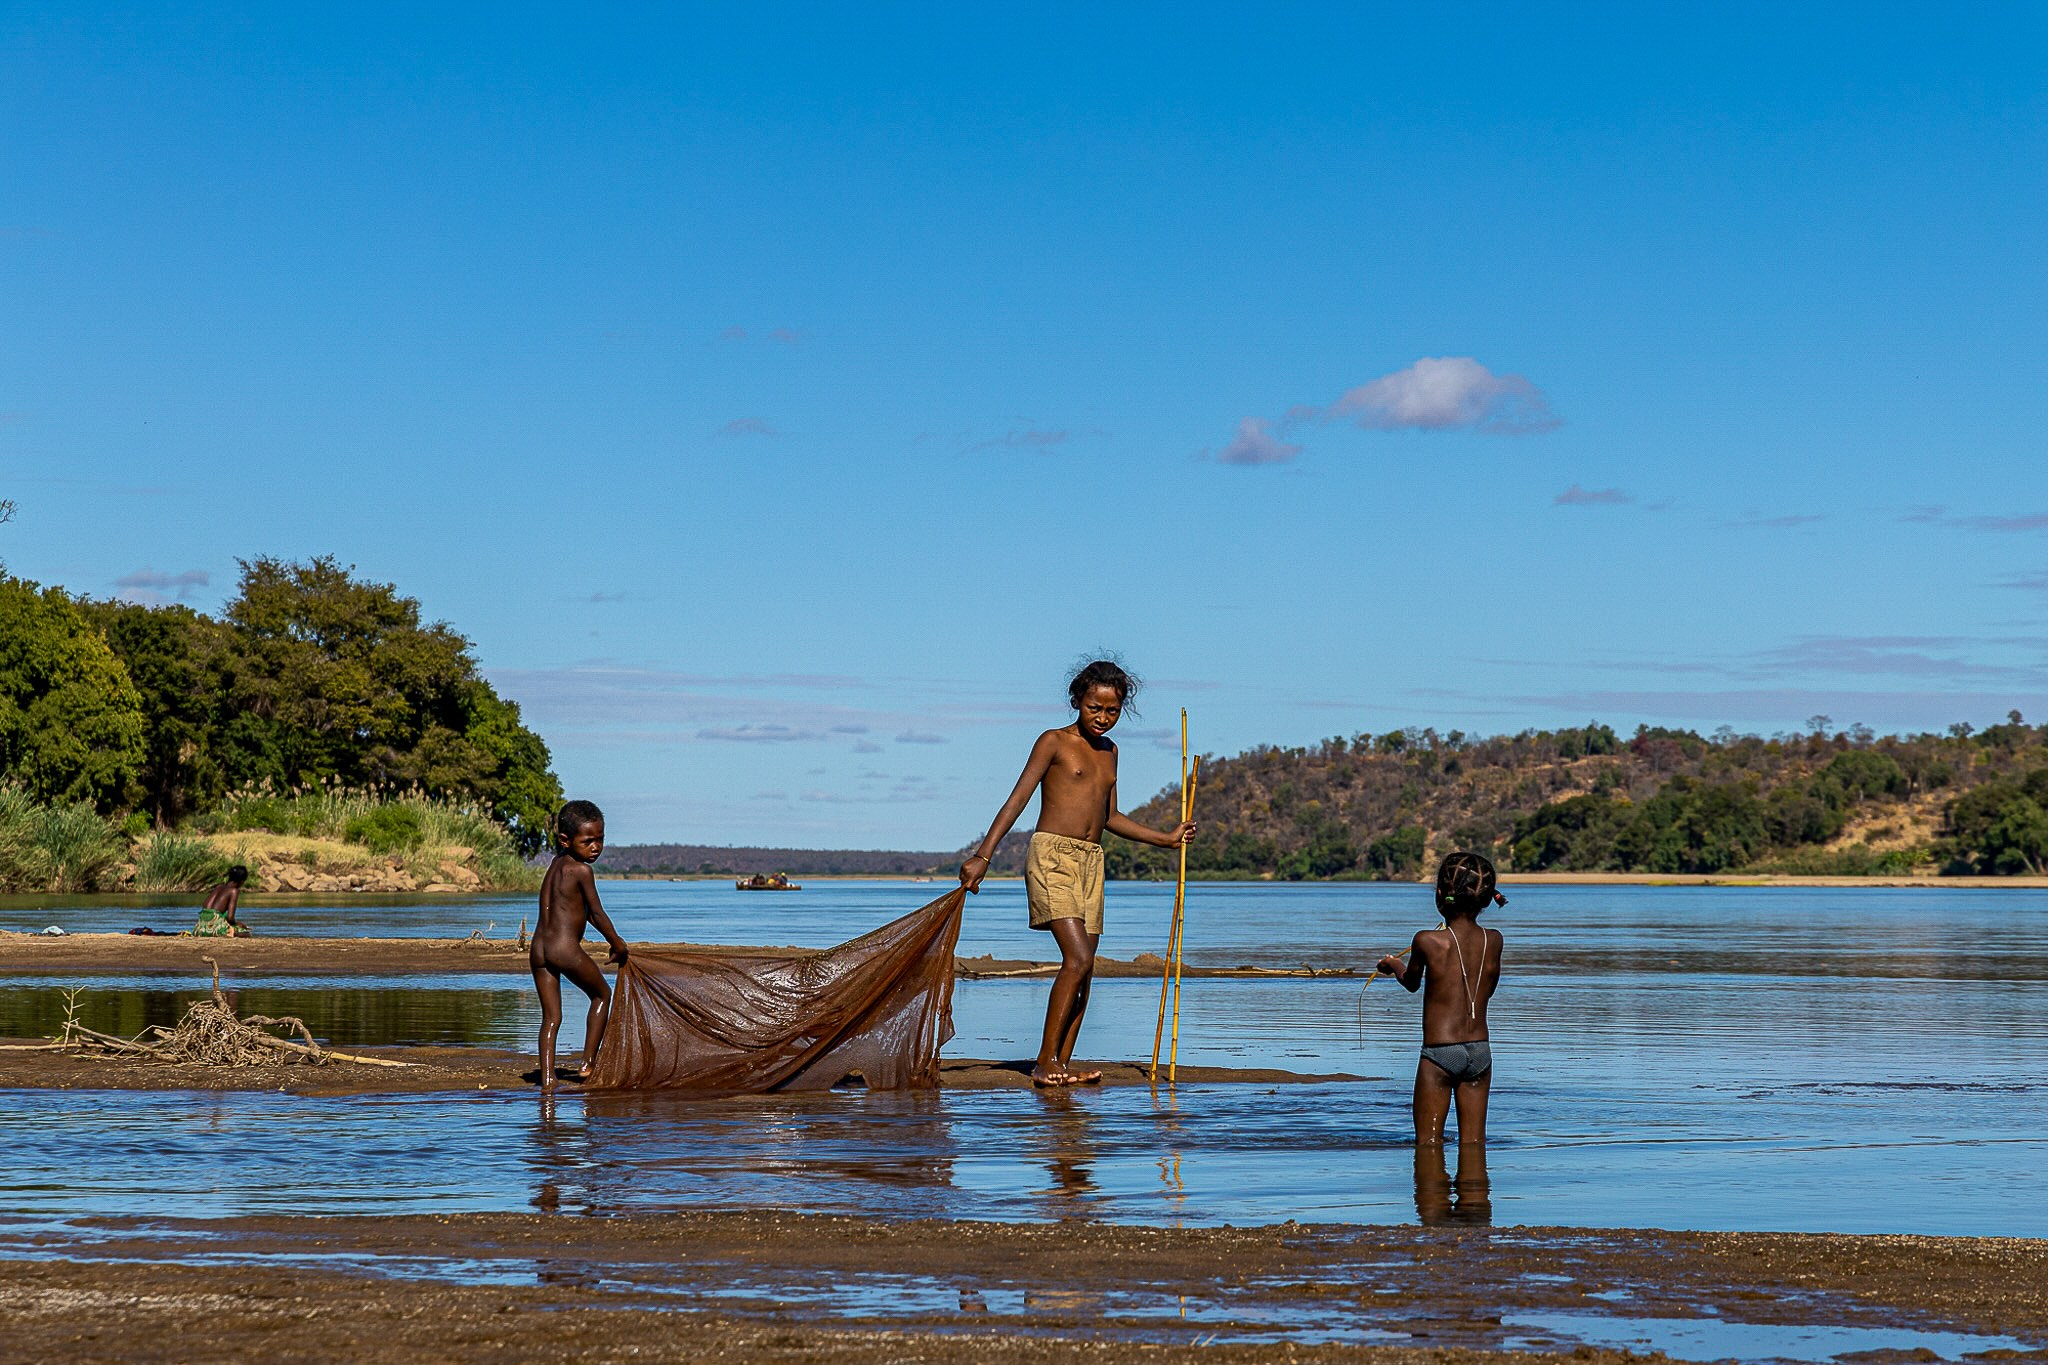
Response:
[1377,852,1506,1145]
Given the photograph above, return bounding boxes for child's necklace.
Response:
[1447,922,1480,1020]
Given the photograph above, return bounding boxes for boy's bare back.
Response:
[1394,923,1502,1046]
[533,854,603,968]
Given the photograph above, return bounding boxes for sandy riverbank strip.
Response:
[0,932,1362,980]
[0,1045,1363,1095]
[5,1209,2044,1362]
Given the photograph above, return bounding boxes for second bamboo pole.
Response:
[1167,755,1198,1082]
[1150,710,1189,1081]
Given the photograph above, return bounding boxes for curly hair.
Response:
[1067,658,1140,714]
[556,799,605,840]
[1435,851,1504,917]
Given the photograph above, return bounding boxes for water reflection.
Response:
[1414,1144,1491,1227]
[570,1090,964,1214]
[1030,1089,1099,1208]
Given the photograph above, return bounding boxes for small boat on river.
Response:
[735,872,802,891]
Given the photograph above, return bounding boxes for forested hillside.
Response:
[1101,719,2048,880]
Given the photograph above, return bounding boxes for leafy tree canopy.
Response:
[36,558,561,852]
[0,577,147,810]
[208,557,562,851]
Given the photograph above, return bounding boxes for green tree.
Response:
[457,682,563,855]
[211,557,560,849]
[1363,824,1425,880]
[1943,770,2048,874]
[76,599,234,825]
[0,577,146,809]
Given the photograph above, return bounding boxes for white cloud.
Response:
[895,730,948,745]
[1331,357,1559,434]
[719,417,777,438]
[1215,417,1302,466]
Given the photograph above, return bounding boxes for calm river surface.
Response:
[3,881,2044,1236]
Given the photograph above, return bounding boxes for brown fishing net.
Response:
[585,888,966,1093]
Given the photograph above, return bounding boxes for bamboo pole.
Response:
[1167,757,1199,1082]
[1150,710,1189,1080]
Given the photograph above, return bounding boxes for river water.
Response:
[3,880,2045,1238]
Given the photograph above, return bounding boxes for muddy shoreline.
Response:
[0,932,1360,980]
[5,1209,2045,1362]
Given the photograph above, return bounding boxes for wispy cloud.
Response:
[970,428,1072,453]
[1758,635,2026,682]
[115,567,209,604]
[1726,513,1824,529]
[118,567,209,592]
[895,730,948,745]
[717,325,802,346]
[1904,506,2048,533]
[1328,357,1560,435]
[1554,484,1631,506]
[852,739,884,753]
[719,417,777,438]
[830,724,870,735]
[696,724,824,743]
[1998,570,2048,593]
[585,591,626,604]
[1215,417,1302,466]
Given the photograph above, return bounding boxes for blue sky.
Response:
[4,5,2046,846]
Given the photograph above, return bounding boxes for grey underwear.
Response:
[1419,1041,1493,1084]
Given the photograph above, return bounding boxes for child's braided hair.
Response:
[1435,850,1506,916]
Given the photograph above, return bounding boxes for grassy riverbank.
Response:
[0,784,537,895]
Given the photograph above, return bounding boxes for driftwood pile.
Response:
[35,956,412,1069]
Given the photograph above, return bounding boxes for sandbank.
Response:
[0,1044,1361,1095]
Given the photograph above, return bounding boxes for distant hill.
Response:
[603,716,2048,883]
[600,844,957,877]
[1105,715,2048,880]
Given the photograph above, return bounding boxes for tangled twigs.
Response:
[37,957,416,1069]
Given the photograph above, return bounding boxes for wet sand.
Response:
[7,1209,2045,1362]
[0,1044,1360,1095]
[0,932,1358,979]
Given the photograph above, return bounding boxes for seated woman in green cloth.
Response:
[194,865,251,937]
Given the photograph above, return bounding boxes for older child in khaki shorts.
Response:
[959,660,1194,1087]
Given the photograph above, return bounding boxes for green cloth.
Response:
[194,907,235,937]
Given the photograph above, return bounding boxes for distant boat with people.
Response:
[735,872,801,891]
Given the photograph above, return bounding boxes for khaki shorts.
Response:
[1025,832,1105,935]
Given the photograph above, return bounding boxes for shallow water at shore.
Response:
[4,883,2046,1240]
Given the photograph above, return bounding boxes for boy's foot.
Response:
[1031,1066,1077,1087]
[1068,1068,1103,1085]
